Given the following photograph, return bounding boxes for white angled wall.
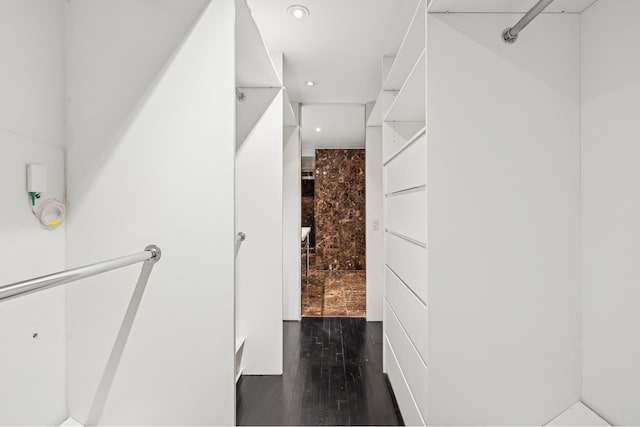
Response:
[64,1,236,424]
[426,13,581,425]
[64,0,209,191]
[283,104,301,321]
[0,1,67,424]
[581,1,640,425]
[236,90,284,374]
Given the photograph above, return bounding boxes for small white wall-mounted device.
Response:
[27,164,48,193]
[26,163,65,229]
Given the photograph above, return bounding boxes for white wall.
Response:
[0,0,66,148]
[0,1,67,424]
[0,137,67,426]
[301,104,366,155]
[236,90,284,374]
[427,13,581,425]
[64,1,236,424]
[581,1,640,425]
[366,125,383,321]
[64,0,209,197]
[283,104,301,321]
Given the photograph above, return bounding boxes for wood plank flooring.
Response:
[236,318,403,426]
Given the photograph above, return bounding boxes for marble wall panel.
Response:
[314,149,366,270]
[301,178,315,248]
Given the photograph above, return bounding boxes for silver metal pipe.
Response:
[0,245,161,303]
[502,0,554,44]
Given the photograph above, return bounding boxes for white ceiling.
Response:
[428,0,598,13]
[301,104,365,155]
[247,0,420,104]
[248,0,598,150]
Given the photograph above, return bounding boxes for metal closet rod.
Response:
[502,0,555,44]
[0,245,161,303]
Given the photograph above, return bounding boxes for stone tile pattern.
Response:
[314,149,366,271]
[301,178,315,247]
[302,253,366,317]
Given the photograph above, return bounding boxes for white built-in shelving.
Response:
[367,90,397,126]
[235,0,281,87]
[383,0,426,91]
[234,0,296,382]
[235,0,297,141]
[384,50,425,123]
[384,127,426,166]
[378,0,428,423]
[367,0,425,127]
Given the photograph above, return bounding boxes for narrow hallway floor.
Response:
[236,317,403,426]
[302,253,366,317]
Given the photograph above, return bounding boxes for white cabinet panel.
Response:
[385,337,425,426]
[385,302,428,420]
[386,190,427,244]
[385,267,427,363]
[385,132,427,195]
[385,233,427,302]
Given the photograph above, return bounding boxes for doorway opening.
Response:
[300,107,367,317]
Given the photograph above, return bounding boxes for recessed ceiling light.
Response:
[287,5,309,19]
[305,81,315,86]
[315,127,322,132]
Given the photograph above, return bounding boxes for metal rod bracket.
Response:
[502,28,518,44]
[144,244,162,263]
[501,0,555,44]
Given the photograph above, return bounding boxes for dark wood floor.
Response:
[236,317,404,426]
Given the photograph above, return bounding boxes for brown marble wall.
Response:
[301,179,315,248]
[314,149,366,270]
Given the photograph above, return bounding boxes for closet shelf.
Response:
[382,0,425,91]
[384,50,426,123]
[384,126,427,166]
[235,88,281,144]
[236,0,281,87]
[367,90,398,126]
